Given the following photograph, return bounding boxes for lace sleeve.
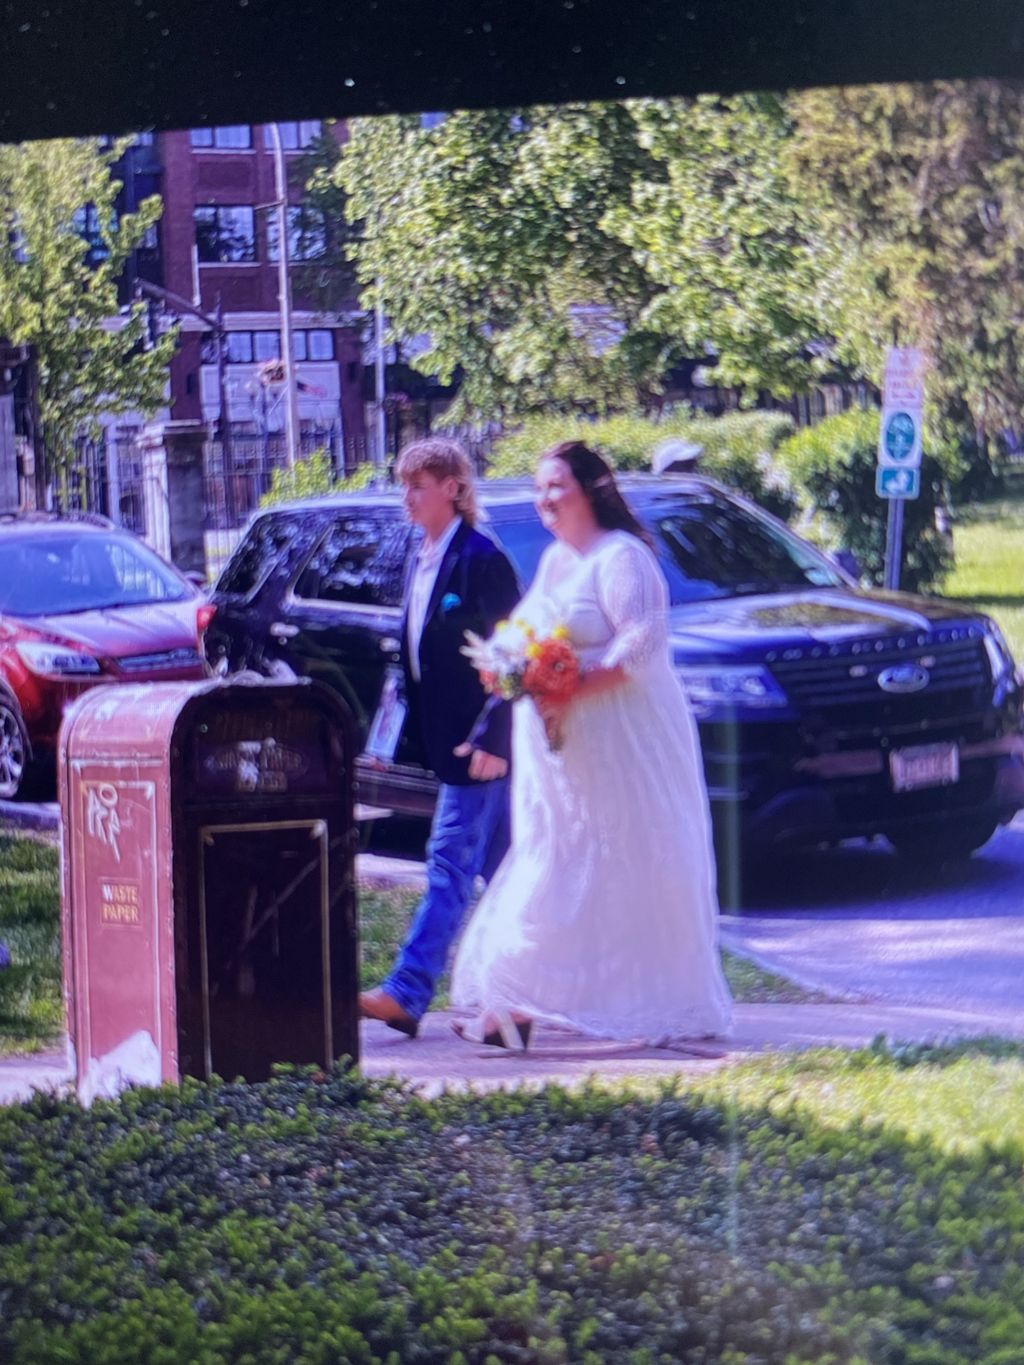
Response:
[596,536,669,673]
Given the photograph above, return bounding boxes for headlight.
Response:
[983,626,1014,683]
[15,642,102,678]
[676,664,788,709]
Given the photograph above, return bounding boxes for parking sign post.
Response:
[877,347,925,591]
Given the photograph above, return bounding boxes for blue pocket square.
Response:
[440,592,462,613]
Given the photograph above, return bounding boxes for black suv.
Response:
[205,475,1024,868]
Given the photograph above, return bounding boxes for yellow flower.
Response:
[525,643,542,660]
[551,625,570,641]
[495,619,511,632]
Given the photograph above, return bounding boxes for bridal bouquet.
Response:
[462,618,581,751]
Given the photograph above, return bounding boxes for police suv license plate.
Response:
[889,741,960,793]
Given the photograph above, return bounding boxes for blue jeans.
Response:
[383,776,510,1021]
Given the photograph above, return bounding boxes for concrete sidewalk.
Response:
[1,998,1010,1107]
[2,820,1016,1106]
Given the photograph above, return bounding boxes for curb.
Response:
[0,800,59,836]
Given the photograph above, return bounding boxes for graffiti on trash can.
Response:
[85,783,122,863]
[202,738,309,794]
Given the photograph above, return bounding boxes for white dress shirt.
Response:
[407,515,462,683]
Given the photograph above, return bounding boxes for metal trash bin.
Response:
[59,676,358,1104]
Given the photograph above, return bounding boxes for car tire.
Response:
[887,815,999,862]
[0,693,29,800]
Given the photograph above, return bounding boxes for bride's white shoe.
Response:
[451,1011,533,1051]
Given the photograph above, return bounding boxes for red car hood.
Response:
[32,600,201,659]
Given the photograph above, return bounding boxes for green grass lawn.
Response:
[945,482,1024,660]
[0,836,63,1057]
[0,839,822,1059]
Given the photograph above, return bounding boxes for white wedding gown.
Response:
[451,529,734,1045]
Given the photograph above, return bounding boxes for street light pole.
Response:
[133,277,236,519]
[267,122,301,470]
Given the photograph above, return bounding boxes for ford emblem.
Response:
[877,663,930,693]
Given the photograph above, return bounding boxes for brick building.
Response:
[127,121,367,460]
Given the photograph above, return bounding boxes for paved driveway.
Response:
[719,814,1024,1038]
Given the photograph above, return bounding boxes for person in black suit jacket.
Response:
[359,438,520,1038]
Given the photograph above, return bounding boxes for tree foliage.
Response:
[338,104,665,422]
[0,137,176,474]
[787,81,1024,456]
[336,81,1024,484]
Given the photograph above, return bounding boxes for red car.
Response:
[0,514,212,798]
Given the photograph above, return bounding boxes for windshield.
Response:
[0,533,190,616]
[649,498,844,602]
[490,495,844,604]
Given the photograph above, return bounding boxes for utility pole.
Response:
[133,278,236,520]
[267,122,300,469]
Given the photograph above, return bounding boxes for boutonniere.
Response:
[440,592,462,614]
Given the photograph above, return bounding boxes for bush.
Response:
[259,451,376,509]
[1,1053,1022,1363]
[777,408,954,593]
[487,409,799,522]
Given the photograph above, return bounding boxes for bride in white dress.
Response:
[451,441,733,1051]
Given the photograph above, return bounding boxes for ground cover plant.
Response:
[0,1039,1021,1363]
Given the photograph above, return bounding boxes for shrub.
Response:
[1,1055,1023,1363]
[777,408,954,593]
[487,409,799,521]
[259,451,376,509]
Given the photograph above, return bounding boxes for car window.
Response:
[485,514,553,586]
[294,516,411,609]
[649,498,843,601]
[216,514,301,598]
[0,533,189,615]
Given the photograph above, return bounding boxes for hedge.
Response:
[486,410,799,523]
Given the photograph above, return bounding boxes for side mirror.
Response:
[833,549,862,581]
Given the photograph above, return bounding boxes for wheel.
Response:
[886,815,999,862]
[0,694,29,800]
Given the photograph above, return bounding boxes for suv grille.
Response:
[118,646,203,674]
[767,626,990,729]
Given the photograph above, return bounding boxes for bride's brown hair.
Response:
[542,441,654,547]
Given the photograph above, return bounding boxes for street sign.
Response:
[877,345,926,592]
[877,347,925,473]
[876,466,920,499]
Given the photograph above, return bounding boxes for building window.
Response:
[302,329,335,361]
[190,125,252,149]
[225,333,254,364]
[194,206,256,263]
[253,331,282,363]
[419,112,447,130]
[73,204,114,262]
[133,131,155,147]
[263,120,323,150]
[201,329,336,364]
[266,207,327,262]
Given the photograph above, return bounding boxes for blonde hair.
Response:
[395,437,479,526]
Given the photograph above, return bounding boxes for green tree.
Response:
[287,123,361,316]
[337,103,666,422]
[0,137,176,477]
[787,80,1024,469]
[611,93,831,399]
